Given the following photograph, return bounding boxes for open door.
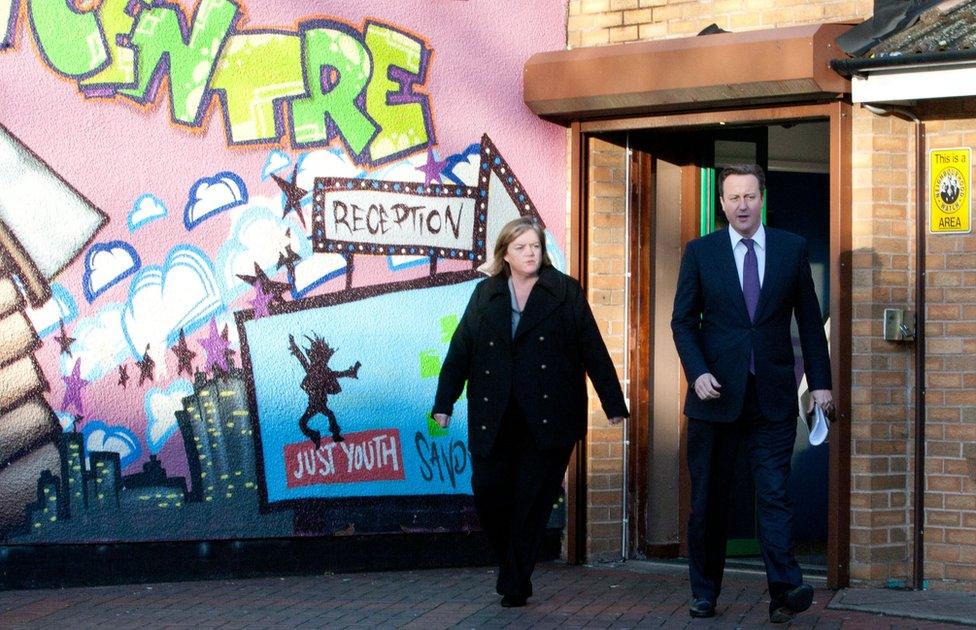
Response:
[623,118,838,576]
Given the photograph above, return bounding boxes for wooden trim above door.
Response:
[524,24,853,123]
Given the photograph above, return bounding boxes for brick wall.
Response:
[567,0,873,47]
[848,108,916,585]
[585,137,629,560]
[914,102,976,589]
[845,102,976,591]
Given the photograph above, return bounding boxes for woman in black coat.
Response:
[432,217,628,608]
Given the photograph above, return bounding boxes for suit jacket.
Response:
[671,227,831,423]
[433,266,628,457]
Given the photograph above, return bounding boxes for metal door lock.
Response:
[883,308,916,342]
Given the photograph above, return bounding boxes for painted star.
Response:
[272,165,307,228]
[171,328,197,376]
[118,364,130,388]
[416,148,448,187]
[199,318,231,374]
[250,281,274,318]
[61,358,89,414]
[54,319,76,357]
[137,344,156,386]
[237,262,289,305]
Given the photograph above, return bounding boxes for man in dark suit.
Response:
[671,164,832,624]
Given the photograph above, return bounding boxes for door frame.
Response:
[566,102,852,588]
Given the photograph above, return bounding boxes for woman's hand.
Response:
[608,416,625,426]
[433,413,451,428]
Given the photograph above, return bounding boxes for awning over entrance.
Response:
[523,23,854,123]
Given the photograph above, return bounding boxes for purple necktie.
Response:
[742,238,759,373]
[742,238,760,320]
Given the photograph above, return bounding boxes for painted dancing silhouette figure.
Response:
[289,334,361,448]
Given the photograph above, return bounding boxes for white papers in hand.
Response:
[809,404,829,446]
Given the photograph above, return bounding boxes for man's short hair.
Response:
[718,164,766,198]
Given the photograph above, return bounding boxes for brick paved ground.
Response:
[0,561,965,629]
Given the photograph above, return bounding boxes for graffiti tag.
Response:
[415,432,468,489]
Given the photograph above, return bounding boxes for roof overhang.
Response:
[834,51,976,104]
[852,62,976,103]
[523,23,854,124]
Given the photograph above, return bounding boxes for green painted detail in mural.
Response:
[419,350,441,379]
[119,0,239,124]
[364,23,429,161]
[439,314,459,344]
[28,0,107,77]
[290,27,375,152]
[426,414,449,438]
[79,0,136,88]
[210,32,304,143]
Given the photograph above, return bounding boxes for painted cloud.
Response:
[261,149,290,180]
[83,240,142,302]
[292,253,347,297]
[294,147,362,181]
[442,143,481,187]
[122,245,223,363]
[128,194,168,232]
[216,204,311,300]
[25,283,78,337]
[83,420,142,470]
[183,171,248,229]
[145,379,194,454]
[60,304,130,382]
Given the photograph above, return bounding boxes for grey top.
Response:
[507,277,522,338]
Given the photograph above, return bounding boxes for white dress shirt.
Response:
[728,224,766,288]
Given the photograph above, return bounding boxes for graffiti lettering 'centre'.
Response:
[7,0,433,165]
[332,201,464,239]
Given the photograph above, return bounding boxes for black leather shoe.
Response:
[689,598,716,618]
[769,584,814,623]
[500,595,527,608]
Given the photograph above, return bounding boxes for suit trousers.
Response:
[686,375,802,605]
[470,406,573,600]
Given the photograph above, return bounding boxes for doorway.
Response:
[584,104,852,587]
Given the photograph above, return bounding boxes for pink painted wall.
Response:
[0,0,567,543]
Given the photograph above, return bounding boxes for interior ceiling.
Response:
[714,122,830,174]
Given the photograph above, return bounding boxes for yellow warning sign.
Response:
[930,148,971,233]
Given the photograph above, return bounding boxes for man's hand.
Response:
[694,373,722,401]
[608,416,625,426]
[433,413,451,428]
[808,389,834,417]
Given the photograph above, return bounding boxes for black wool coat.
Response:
[433,267,628,458]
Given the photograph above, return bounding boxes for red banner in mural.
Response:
[284,429,406,488]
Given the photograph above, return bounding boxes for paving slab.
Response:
[829,587,976,627]
[0,560,969,628]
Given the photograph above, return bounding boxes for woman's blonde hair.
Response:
[486,217,552,277]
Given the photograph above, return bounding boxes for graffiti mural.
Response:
[0,0,566,544]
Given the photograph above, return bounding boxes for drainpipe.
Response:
[864,103,926,590]
[912,115,926,592]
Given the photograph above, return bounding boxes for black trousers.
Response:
[686,375,802,608]
[470,408,573,600]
